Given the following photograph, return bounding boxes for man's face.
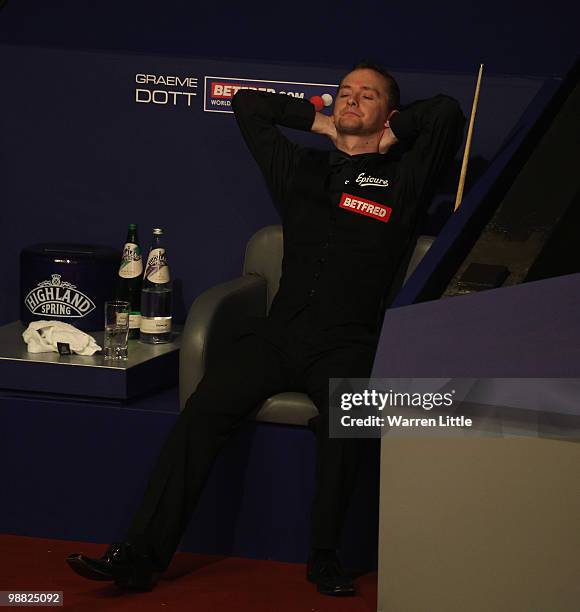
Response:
[333,68,391,136]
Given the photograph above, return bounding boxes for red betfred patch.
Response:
[339,193,392,223]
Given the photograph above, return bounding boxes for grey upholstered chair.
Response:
[179,225,434,426]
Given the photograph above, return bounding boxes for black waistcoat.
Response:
[232,89,466,340]
[269,148,415,334]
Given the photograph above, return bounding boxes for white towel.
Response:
[22,320,102,356]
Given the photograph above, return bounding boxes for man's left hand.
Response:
[378,111,399,154]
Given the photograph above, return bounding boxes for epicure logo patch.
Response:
[355,172,390,188]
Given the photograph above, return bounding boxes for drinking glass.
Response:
[104,300,130,359]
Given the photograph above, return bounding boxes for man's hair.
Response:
[341,61,400,111]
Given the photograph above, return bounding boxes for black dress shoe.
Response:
[66,541,157,591]
[306,549,356,596]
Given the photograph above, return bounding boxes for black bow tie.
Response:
[329,150,383,167]
[328,151,351,167]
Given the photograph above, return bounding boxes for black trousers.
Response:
[128,316,378,571]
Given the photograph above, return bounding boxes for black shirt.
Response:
[232,90,465,338]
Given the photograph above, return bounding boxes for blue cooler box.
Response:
[20,244,119,331]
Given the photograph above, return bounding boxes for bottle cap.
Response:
[153,228,163,235]
[128,223,137,229]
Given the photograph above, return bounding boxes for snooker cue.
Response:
[454,63,484,211]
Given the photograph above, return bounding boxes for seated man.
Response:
[66,61,465,597]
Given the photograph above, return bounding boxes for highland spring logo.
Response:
[24,274,96,318]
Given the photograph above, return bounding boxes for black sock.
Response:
[309,548,337,562]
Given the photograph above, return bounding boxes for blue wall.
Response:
[0,1,576,566]
[0,0,577,77]
[0,44,547,327]
[1,1,574,328]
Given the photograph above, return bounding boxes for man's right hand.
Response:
[311,112,338,146]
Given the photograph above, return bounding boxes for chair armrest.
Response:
[179,274,267,410]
